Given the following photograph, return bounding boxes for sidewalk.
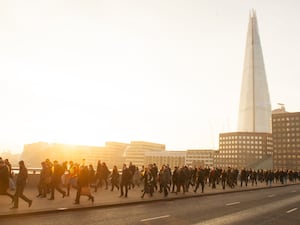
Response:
[1,181,299,218]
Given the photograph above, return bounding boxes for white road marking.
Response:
[286,208,298,214]
[141,215,170,222]
[291,190,297,193]
[57,208,68,211]
[193,195,300,225]
[268,194,275,197]
[225,201,240,206]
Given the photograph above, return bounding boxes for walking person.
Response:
[194,166,205,193]
[119,164,131,198]
[160,165,171,197]
[88,164,96,190]
[74,165,94,204]
[4,158,15,191]
[171,166,179,193]
[141,166,154,198]
[95,160,102,192]
[221,168,227,190]
[250,169,258,186]
[37,161,51,198]
[240,168,248,187]
[11,160,32,209]
[210,167,217,189]
[176,166,186,194]
[128,162,136,189]
[0,158,14,202]
[48,160,66,200]
[110,165,120,191]
[101,162,110,190]
[66,161,78,196]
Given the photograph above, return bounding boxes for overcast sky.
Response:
[1,0,299,153]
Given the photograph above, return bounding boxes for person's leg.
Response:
[11,186,20,208]
[19,185,32,206]
[74,187,81,204]
[124,184,128,197]
[120,183,124,196]
[49,183,55,200]
[55,184,66,197]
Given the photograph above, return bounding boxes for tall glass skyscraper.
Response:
[215,10,273,169]
[237,10,272,133]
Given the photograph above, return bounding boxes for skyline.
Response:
[1,1,300,153]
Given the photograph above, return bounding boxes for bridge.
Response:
[1,174,299,218]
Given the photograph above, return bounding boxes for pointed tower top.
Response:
[237,10,271,133]
[250,9,256,18]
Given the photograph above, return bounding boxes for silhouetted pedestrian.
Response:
[120,164,131,198]
[110,165,120,191]
[74,165,94,204]
[0,158,14,202]
[11,160,32,209]
[48,160,66,200]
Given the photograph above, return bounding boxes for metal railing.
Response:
[11,167,42,175]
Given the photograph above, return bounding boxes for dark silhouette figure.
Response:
[11,160,32,209]
[0,158,14,201]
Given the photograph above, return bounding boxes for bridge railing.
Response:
[12,167,42,175]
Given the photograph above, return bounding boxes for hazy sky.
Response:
[1,0,299,153]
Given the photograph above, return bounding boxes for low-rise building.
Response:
[186,149,216,168]
[124,141,166,169]
[144,150,186,169]
[215,132,273,169]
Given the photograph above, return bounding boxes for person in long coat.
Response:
[74,165,94,204]
[141,166,154,198]
[0,158,14,201]
[11,160,32,209]
[37,161,52,198]
[160,165,171,197]
[120,164,131,198]
[48,160,66,200]
[194,166,206,193]
[110,165,120,191]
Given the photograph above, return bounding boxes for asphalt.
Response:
[1,181,300,218]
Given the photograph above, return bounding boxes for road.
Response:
[1,184,299,225]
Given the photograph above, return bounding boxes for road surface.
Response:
[0,184,299,225]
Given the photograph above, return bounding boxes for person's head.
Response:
[19,160,25,167]
[0,159,5,167]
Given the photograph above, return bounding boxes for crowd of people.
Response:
[1,156,300,209]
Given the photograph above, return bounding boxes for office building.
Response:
[186,149,215,168]
[215,132,273,169]
[272,106,300,170]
